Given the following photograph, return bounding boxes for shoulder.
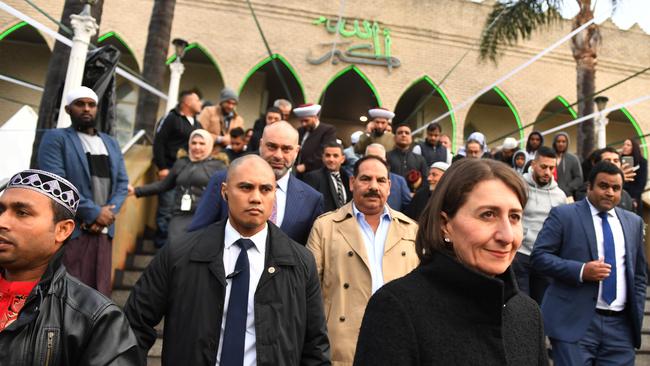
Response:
[616,207,643,226]
[269,225,315,268]
[41,127,68,142]
[313,204,352,225]
[390,208,418,227]
[290,175,320,196]
[62,273,121,319]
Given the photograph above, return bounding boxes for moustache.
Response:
[363,190,381,198]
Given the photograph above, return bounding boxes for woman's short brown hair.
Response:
[416,158,528,264]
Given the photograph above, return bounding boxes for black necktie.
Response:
[220,238,254,365]
[332,172,345,207]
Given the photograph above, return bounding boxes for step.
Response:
[115,269,143,288]
[138,239,157,255]
[127,253,155,270]
[148,337,163,358]
[637,352,650,366]
[147,357,161,366]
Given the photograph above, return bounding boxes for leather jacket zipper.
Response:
[44,330,55,366]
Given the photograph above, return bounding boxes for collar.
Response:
[224,219,267,256]
[277,169,291,192]
[352,202,391,222]
[586,198,616,218]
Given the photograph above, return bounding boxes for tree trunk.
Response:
[571,0,601,160]
[31,0,104,167]
[134,0,177,136]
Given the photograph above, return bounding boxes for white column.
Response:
[56,6,98,128]
[165,60,185,112]
[597,113,609,149]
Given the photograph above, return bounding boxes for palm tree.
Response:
[134,0,177,136]
[480,0,611,159]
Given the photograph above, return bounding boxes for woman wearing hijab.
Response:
[128,129,226,244]
[354,159,547,366]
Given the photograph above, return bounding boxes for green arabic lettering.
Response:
[338,19,357,37]
[372,21,382,58]
[383,28,392,60]
[313,16,327,25]
[355,20,373,39]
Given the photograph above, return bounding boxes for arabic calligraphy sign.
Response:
[307,16,401,72]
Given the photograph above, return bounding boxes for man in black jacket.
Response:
[387,124,429,193]
[125,155,330,366]
[412,122,448,166]
[152,90,202,247]
[302,141,351,213]
[294,103,337,176]
[0,169,139,365]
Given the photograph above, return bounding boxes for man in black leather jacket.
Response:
[0,169,140,365]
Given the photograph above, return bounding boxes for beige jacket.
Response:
[198,104,244,141]
[307,202,419,366]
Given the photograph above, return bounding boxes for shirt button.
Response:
[343,283,350,289]
[339,316,346,322]
[347,251,354,257]
[401,251,406,256]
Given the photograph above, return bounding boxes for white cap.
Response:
[368,108,395,120]
[350,131,364,144]
[65,86,98,106]
[430,161,449,172]
[293,103,321,118]
[501,137,518,150]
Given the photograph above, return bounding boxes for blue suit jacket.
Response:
[387,173,411,212]
[531,199,647,347]
[37,127,129,239]
[188,171,324,244]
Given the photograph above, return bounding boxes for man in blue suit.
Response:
[37,86,128,296]
[188,121,323,244]
[531,161,647,365]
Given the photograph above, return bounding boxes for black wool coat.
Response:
[124,220,331,366]
[302,167,351,213]
[354,251,548,366]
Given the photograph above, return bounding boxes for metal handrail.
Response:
[121,129,151,154]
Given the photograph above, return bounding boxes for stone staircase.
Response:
[637,294,650,365]
[112,237,162,366]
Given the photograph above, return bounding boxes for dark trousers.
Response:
[63,232,112,297]
[551,312,635,366]
[155,190,175,248]
[512,252,549,305]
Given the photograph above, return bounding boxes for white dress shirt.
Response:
[215,220,268,366]
[585,199,627,311]
[274,170,290,227]
[352,203,392,294]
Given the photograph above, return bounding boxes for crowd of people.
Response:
[0,85,647,366]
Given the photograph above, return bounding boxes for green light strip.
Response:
[493,86,524,147]
[0,21,28,42]
[97,31,139,70]
[421,75,457,153]
[237,54,305,102]
[556,95,578,119]
[621,107,648,159]
[165,43,223,78]
[319,65,382,106]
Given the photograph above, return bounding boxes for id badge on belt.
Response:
[180,193,192,211]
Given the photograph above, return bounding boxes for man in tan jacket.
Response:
[198,87,244,147]
[307,155,419,366]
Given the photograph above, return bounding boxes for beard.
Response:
[71,114,97,131]
[372,129,385,138]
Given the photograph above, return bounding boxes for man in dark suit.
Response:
[188,121,324,244]
[38,86,128,296]
[293,104,337,176]
[531,161,647,365]
[125,155,330,365]
[302,141,351,213]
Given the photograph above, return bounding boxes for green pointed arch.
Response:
[492,86,524,147]
[165,42,223,78]
[555,95,578,119]
[0,21,28,41]
[619,108,648,159]
[238,54,305,100]
[319,65,381,106]
[97,31,139,71]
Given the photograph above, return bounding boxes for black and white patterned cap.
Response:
[7,169,80,216]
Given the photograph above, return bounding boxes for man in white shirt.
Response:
[125,154,330,365]
[531,161,647,365]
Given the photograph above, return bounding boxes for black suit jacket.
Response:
[124,221,331,366]
[302,168,351,213]
[298,122,337,173]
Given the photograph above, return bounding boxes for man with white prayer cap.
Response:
[355,107,396,154]
[294,103,337,175]
[403,161,450,220]
[37,85,129,297]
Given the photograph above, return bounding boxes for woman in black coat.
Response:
[621,138,647,215]
[354,159,547,366]
[129,129,226,243]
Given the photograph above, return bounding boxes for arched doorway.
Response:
[98,32,141,145]
[464,86,523,149]
[606,108,647,158]
[394,75,456,150]
[0,21,51,123]
[164,42,224,114]
[533,96,578,153]
[319,65,381,144]
[238,54,305,127]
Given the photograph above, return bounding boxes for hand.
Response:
[95,205,116,226]
[127,184,135,196]
[296,164,306,173]
[582,258,611,282]
[88,223,105,234]
[158,169,170,180]
[621,163,636,182]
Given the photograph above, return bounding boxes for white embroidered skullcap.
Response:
[7,169,80,215]
[293,103,321,118]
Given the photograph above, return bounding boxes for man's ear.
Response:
[221,182,228,201]
[64,105,71,115]
[54,219,75,247]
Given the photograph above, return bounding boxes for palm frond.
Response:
[479,0,563,64]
